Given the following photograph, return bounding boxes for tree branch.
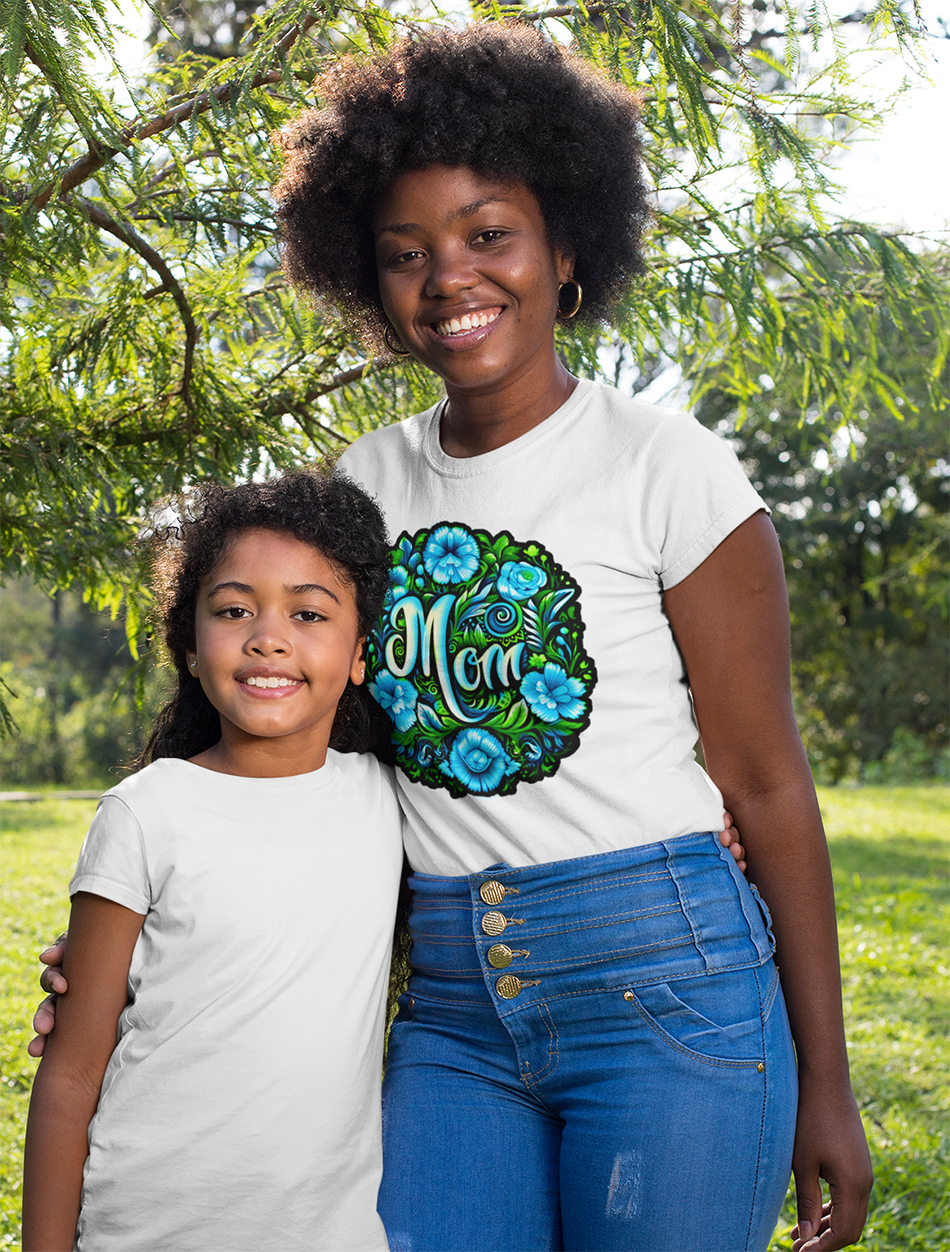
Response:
[30,16,316,211]
[260,360,383,421]
[74,198,197,409]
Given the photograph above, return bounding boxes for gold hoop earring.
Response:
[383,324,411,356]
[557,279,583,319]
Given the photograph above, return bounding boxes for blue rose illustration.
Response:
[423,526,480,585]
[368,670,418,733]
[442,728,516,794]
[521,663,586,724]
[496,560,547,602]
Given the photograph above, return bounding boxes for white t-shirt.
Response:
[69,753,402,1252]
[338,378,766,876]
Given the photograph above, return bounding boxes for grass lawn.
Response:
[2,786,947,1250]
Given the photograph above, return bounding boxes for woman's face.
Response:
[374,165,573,400]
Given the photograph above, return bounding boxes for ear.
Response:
[349,637,367,686]
[555,248,575,285]
[185,650,198,676]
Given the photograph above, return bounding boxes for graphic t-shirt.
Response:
[69,753,402,1252]
[339,379,766,876]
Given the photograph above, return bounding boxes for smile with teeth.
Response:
[241,676,303,689]
[433,309,500,337]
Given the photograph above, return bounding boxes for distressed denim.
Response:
[379,833,797,1252]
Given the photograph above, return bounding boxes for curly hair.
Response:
[272,22,649,340]
[139,469,391,766]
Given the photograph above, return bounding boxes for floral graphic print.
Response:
[366,523,597,798]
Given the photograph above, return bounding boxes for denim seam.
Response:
[493,957,772,1018]
[480,938,693,969]
[745,955,771,1249]
[468,872,671,906]
[409,991,497,1007]
[624,987,767,1071]
[471,904,689,941]
[519,1003,560,1089]
[760,963,780,1022]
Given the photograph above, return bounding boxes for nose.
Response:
[245,611,290,657]
[424,243,477,299]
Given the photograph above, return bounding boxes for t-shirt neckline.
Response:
[151,754,342,790]
[421,378,594,479]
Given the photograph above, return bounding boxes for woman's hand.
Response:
[791,1079,873,1251]
[28,933,68,1058]
[720,810,747,872]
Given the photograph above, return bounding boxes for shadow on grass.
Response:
[829,836,946,884]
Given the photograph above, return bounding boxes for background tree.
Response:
[1,0,947,776]
[694,261,948,780]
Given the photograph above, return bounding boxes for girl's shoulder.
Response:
[327,748,397,795]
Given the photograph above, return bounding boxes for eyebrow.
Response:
[375,196,513,238]
[206,581,341,604]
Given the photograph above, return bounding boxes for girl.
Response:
[22,471,402,1252]
[268,23,872,1252]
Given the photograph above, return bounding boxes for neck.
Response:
[189,727,330,778]
[439,358,577,459]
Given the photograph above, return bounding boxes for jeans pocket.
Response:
[625,967,767,1067]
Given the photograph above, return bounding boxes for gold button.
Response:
[487,944,513,968]
[757,1063,765,1073]
[481,910,507,936]
[623,990,635,1001]
[496,975,524,999]
[480,880,507,905]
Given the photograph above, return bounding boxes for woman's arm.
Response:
[663,510,873,1252]
[22,893,145,1251]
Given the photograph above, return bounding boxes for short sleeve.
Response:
[643,412,769,590]
[70,795,150,914]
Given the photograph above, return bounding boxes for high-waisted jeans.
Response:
[378,833,797,1252]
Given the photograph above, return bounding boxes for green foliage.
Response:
[2,786,947,1249]
[2,0,947,639]
[695,285,948,782]
[0,580,170,785]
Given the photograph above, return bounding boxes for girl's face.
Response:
[374,165,573,401]
[186,529,365,772]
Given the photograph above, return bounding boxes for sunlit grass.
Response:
[1,799,98,1249]
[769,787,949,1252]
[2,788,947,1250]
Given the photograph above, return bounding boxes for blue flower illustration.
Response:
[521,663,586,724]
[423,526,480,585]
[496,560,547,602]
[441,728,517,794]
[383,564,411,608]
[368,670,417,733]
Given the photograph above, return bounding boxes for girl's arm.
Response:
[662,510,873,1252]
[22,892,145,1252]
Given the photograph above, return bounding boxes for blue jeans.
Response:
[379,834,797,1252]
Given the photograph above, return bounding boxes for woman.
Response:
[32,21,871,1252]
[271,23,870,1252]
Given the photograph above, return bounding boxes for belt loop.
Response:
[664,838,710,970]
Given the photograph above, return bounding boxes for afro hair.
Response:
[272,22,649,341]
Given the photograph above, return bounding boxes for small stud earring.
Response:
[189,660,197,669]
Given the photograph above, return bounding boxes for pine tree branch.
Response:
[29,16,316,211]
[260,361,380,420]
[74,198,197,409]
